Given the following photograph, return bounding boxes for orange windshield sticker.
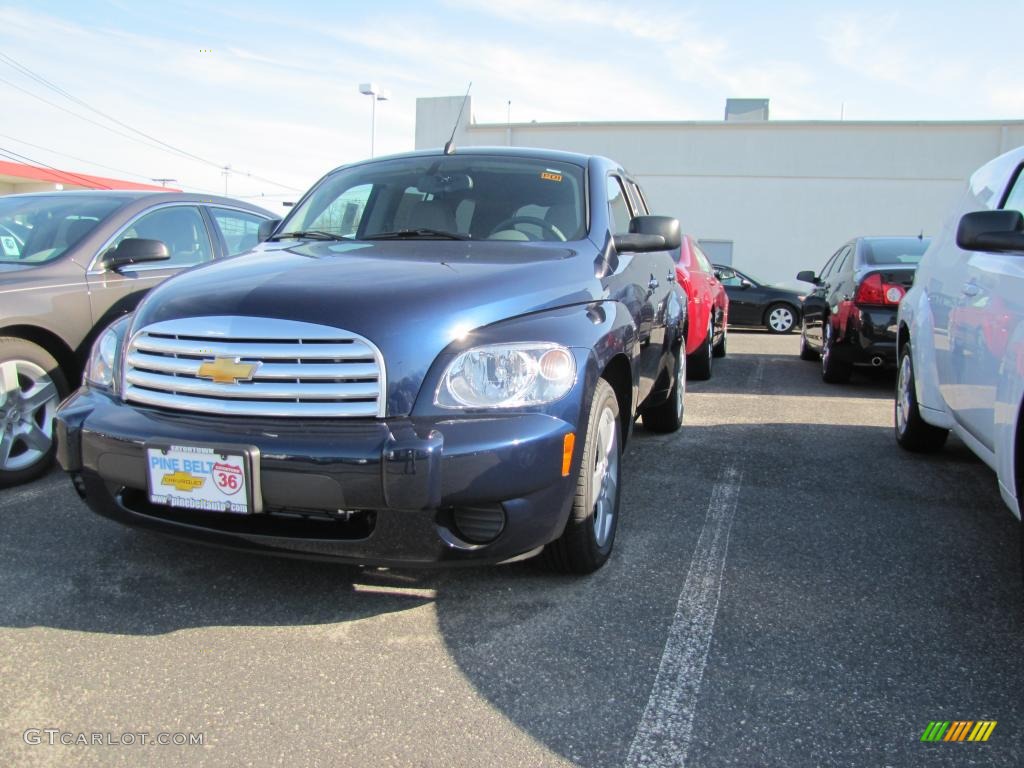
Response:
[540,172,563,182]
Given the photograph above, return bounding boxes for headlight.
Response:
[435,342,577,409]
[85,316,130,390]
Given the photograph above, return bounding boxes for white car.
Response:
[896,145,1024,528]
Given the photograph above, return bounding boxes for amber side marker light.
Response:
[562,433,576,477]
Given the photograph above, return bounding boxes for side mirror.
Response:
[621,215,682,251]
[258,218,282,242]
[956,210,1024,253]
[796,270,819,285]
[740,279,753,289]
[101,238,170,271]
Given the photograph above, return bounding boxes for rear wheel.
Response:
[820,321,852,383]
[688,318,713,380]
[766,303,797,334]
[894,341,948,452]
[543,378,622,574]
[0,337,69,488]
[642,346,685,433]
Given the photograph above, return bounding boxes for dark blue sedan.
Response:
[55,148,687,574]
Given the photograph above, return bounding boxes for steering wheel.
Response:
[487,215,566,242]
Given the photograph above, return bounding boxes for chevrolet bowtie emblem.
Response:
[197,356,260,384]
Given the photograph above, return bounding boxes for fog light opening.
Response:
[448,505,506,545]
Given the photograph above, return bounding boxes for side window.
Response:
[1002,166,1024,215]
[819,250,841,281]
[606,176,633,234]
[834,245,853,275]
[693,245,713,273]
[717,269,743,287]
[112,206,213,268]
[209,208,267,256]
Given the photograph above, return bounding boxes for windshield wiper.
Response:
[362,228,470,241]
[269,230,349,242]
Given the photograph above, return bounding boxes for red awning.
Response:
[0,159,179,192]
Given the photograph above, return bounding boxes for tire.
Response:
[688,319,713,381]
[643,345,686,433]
[0,337,69,488]
[712,322,727,358]
[766,303,797,334]
[799,326,819,361]
[543,378,622,574]
[820,320,852,383]
[894,341,948,452]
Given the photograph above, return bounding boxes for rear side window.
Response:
[210,208,267,256]
[1002,166,1024,215]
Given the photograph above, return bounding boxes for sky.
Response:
[1,1,1022,213]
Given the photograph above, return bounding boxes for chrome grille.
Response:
[122,316,385,418]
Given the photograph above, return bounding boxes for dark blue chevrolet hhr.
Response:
[55,147,687,573]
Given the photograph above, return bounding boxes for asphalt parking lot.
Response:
[1,330,1022,767]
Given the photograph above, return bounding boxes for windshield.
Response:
[0,195,125,265]
[278,155,587,242]
[861,237,931,266]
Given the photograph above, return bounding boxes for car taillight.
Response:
[854,273,905,306]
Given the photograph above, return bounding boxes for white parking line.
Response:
[625,465,743,768]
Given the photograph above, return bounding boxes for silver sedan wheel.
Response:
[591,404,619,547]
[896,353,912,436]
[0,360,60,471]
[768,306,795,332]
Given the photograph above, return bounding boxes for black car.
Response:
[712,265,806,333]
[55,147,688,574]
[797,236,931,382]
[0,191,274,487]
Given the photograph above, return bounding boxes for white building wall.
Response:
[415,96,1024,284]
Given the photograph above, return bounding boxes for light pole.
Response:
[358,83,389,157]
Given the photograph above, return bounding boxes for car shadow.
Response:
[1,419,1020,767]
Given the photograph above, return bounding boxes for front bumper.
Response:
[55,389,579,566]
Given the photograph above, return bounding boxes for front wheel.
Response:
[543,378,622,574]
[821,321,852,383]
[799,326,819,361]
[0,337,69,488]
[894,341,948,452]
[766,303,797,334]
[712,322,727,358]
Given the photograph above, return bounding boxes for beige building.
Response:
[416,96,1024,285]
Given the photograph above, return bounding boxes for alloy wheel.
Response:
[0,360,60,471]
[591,404,619,547]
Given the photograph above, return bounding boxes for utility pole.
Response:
[222,165,231,195]
[151,178,177,187]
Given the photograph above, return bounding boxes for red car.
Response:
[674,235,729,379]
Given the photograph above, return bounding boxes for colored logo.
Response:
[197,357,260,384]
[161,470,206,492]
[921,721,997,742]
[212,462,243,496]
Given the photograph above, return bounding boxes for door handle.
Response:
[962,282,980,297]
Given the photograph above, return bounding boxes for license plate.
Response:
[146,444,256,514]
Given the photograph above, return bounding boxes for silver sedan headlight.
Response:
[435,342,576,409]
[84,316,130,390]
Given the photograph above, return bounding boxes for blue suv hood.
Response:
[132,239,600,415]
